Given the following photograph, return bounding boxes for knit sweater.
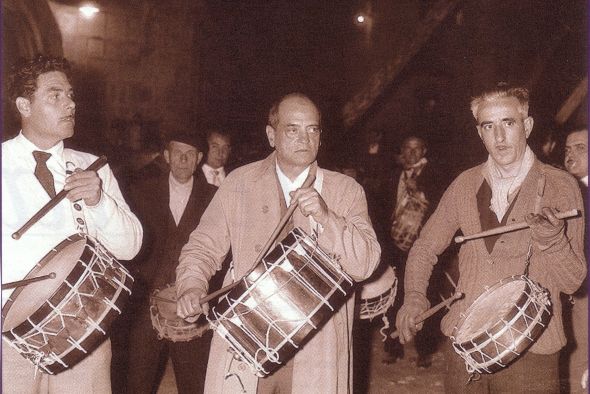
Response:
[405,158,586,354]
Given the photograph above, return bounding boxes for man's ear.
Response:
[15,97,31,117]
[266,125,276,148]
[476,126,483,140]
[163,149,171,165]
[196,151,204,165]
[524,116,534,138]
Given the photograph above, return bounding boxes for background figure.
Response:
[561,127,588,393]
[124,132,216,394]
[201,128,232,187]
[2,55,142,394]
[175,93,380,393]
[395,83,585,393]
[382,135,448,367]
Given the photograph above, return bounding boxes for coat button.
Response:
[262,205,269,214]
[76,218,85,225]
[73,203,82,211]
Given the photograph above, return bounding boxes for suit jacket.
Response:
[129,171,216,301]
[176,151,381,394]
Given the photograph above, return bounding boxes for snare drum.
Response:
[359,265,397,321]
[210,227,354,377]
[150,283,209,342]
[2,234,133,374]
[451,275,551,374]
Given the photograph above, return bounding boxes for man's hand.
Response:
[395,297,428,344]
[64,169,102,206]
[177,288,208,322]
[525,207,565,249]
[290,187,329,226]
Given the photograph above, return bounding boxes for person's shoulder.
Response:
[446,163,485,190]
[322,168,363,190]
[224,158,268,182]
[540,162,581,191]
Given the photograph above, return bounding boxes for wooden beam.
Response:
[342,0,462,128]
[555,76,588,125]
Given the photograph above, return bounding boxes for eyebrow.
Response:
[479,117,517,127]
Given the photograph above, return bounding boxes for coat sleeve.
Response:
[404,176,461,297]
[317,178,381,281]
[175,187,231,298]
[532,172,586,294]
[84,164,143,260]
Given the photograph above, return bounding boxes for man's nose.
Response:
[296,129,310,142]
[180,154,188,162]
[494,125,506,142]
[64,96,75,110]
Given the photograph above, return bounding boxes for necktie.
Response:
[32,151,56,197]
[212,169,221,187]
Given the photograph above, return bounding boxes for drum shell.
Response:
[2,235,134,374]
[358,264,397,320]
[150,284,209,342]
[211,228,354,377]
[451,275,551,374]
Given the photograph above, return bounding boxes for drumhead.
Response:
[2,235,86,332]
[151,285,180,321]
[454,279,526,343]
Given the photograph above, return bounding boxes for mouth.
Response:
[61,115,75,123]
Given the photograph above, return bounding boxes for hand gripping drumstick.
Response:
[454,209,579,244]
[12,156,108,240]
[2,272,56,290]
[199,167,317,305]
[390,292,463,340]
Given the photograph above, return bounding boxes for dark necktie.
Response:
[32,151,56,197]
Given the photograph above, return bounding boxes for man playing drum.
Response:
[395,82,586,393]
[2,55,143,393]
[176,92,381,393]
[125,132,217,393]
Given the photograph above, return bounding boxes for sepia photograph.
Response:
[2,1,587,393]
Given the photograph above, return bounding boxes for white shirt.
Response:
[169,174,193,225]
[276,165,310,206]
[202,163,225,186]
[580,175,588,187]
[2,132,143,306]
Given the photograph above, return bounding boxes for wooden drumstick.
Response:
[199,167,317,305]
[2,272,57,290]
[12,156,108,240]
[454,209,579,244]
[390,292,463,339]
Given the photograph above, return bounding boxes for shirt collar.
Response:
[276,162,310,206]
[202,163,224,174]
[581,175,588,187]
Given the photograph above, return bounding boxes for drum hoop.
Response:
[1,234,133,373]
[450,275,552,374]
[150,283,208,341]
[2,234,88,330]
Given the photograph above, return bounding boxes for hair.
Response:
[470,82,530,120]
[8,54,73,104]
[267,92,321,129]
[401,134,427,149]
[205,128,232,144]
[566,126,588,138]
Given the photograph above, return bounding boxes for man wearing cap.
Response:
[125,132,217,394]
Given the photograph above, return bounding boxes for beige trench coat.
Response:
[176,152,381,393]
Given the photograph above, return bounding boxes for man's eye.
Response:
[504,120,515,127]
[308,126,321,134]
[482,124,493,131]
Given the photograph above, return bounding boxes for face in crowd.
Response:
[206,132,231,169]
[266,95,321,179]
[165,141,203,184]
[475,96,533,176]
[17,71,76,149]
[564,129,588,180]
[400,137,427,169]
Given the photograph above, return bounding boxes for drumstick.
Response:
[12,156,108,240]
[390,292,463,340]
[200,167,317,305]
[152,295,176,304]
[454,209,579,244]
[2,272,56,290]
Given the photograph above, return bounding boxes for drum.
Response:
[150,283,209,342]
[359,265,397,321]
[451,275,551,374]
[2,234,133,374]
[210,227,354,377]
